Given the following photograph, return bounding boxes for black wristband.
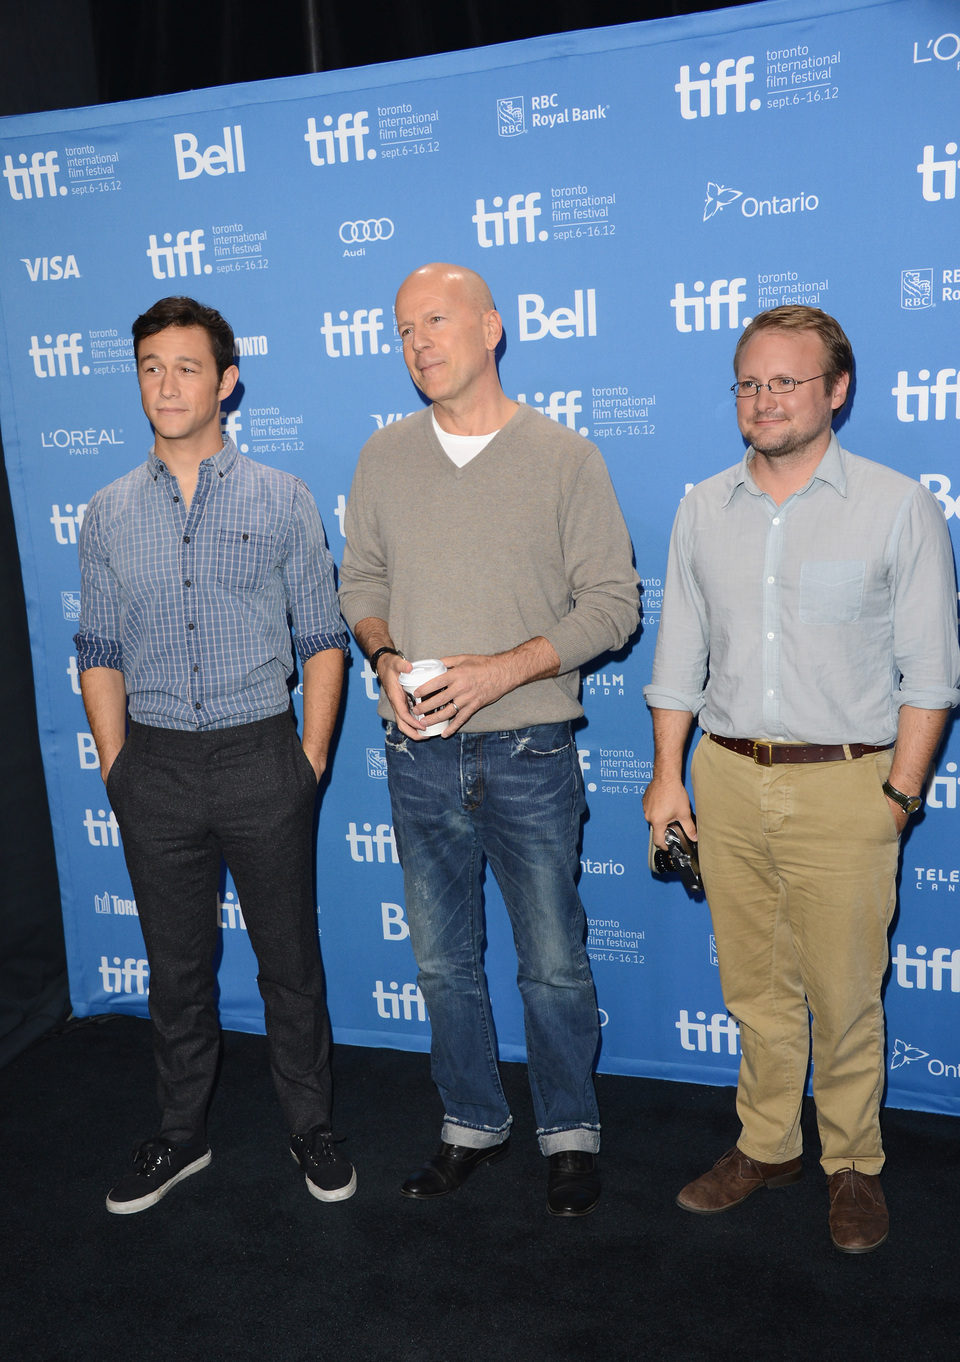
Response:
[370,646,405,672]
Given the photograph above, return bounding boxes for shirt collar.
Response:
[722,431,847,507]
[148,437,239,482]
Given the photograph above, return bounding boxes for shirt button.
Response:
[767,632,775,640]
[184,579,192,588]
[242,533,249,541]
[183,535,190,543]
[188,622,195,630]
[195,702,202,710]
[772,517,780,526]
[193,664,199,672]
[767,576,775,584]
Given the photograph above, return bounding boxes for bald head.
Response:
[395,263,495,318]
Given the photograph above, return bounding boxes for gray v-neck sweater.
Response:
[340,403,639,731]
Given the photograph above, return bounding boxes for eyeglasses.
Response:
[731,374,827,398]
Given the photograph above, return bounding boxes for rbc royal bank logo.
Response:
[473,192,547,247]
[670,279,747,332]
[497,97,526,137]
[675,57,760,119]
[3,150,66,200]
[174,126,245,180]
[146,229,210,279]
[901,268,934,309]
[305,113,376,165]
[917,140,959,201]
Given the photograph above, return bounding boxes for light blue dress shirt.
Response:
[76,439,348,730]
[644,435,960,745]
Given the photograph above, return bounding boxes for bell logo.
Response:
[3,150,66,200]
[174,126,245,180]
[675,57,760,119]
[670,279,747,332]
[518,289,597,342]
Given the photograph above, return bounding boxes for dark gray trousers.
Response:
[106,711,332,1145]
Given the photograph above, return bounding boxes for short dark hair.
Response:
[132,297,235,379]
[734,305,854,407]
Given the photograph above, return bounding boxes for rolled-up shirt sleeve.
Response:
[643,499,709,716]
[283,479,350,662]
[892,483,960,711]
[74,494,124,673]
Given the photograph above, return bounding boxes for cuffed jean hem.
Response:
[441,1116,512,1149]
[538,1125,601,1156]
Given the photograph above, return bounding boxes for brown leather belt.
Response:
[709,734,894,767]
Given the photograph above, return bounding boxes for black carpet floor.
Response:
[2,1014,958,1362]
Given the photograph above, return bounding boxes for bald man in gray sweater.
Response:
[340,263,638,1217]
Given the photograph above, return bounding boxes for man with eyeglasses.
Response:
[643,305,959,1253]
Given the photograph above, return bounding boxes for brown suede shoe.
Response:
[676,1146,803,1214]
[827,1169,888,1253]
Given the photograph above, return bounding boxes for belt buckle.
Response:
[752,741,775,766]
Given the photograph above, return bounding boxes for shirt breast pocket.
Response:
[799,559,865,624]
[216,530,274,591]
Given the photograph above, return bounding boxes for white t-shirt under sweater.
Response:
[340,402,639,731]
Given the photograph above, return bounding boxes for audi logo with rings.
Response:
[339,218,395,243]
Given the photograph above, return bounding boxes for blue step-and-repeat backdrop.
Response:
[1,0,957,1115]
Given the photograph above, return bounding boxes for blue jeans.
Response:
[385,720,600,1156]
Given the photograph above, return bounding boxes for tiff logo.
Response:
[676,1009,740,1053]
[373,980,427,1021]
[174,126,245,180]
[516,390,583,430]
[30,332,85,377]
[3,150,65,200]
[50,503,87,545]
[320,308,387,357]
[99,956,149,995]
[346,821,398,863]
[675,57,760,120]
[304,113,375,166]
[917,141,960,202]
[892,369,960,422]
[928,760,960,805]
[891,944,960,991]
[670,279,747,332]
[83,807,120,847]
[146,229,208,279]
[473,192,547,247]
[221,410,243,445]
[218,891,247,931]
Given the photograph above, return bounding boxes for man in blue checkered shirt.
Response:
[76,296,355,1214]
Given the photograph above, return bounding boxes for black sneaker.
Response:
[105,1137,211,1215]
[290,1127,357,1202]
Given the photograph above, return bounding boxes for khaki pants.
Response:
[691,734,900,1175]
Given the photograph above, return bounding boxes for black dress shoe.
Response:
[546,1150,600,1217]
[400,1140,509,1198]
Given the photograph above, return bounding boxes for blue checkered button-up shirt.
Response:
[75,440,348,730]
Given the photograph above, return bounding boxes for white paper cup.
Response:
[398,659,449,737]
